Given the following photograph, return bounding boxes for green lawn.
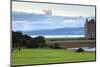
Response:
[12,48,96,66]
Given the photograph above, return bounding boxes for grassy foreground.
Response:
[12,48,96,65]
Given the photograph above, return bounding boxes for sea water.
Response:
[30,35,85,38]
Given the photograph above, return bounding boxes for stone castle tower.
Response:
[85,19,96,39]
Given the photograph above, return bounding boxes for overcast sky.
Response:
[12,1,95,17]
[12,1,95,31]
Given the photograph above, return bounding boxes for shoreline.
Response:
[30,35,85,38]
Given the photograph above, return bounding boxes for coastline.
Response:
[30,35,85,38]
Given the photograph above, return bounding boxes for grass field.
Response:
[12,48,96,66]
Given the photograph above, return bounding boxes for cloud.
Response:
[12,21,32,31]
[12,21,58,31]
[12,12,48,21]
[42,9,52,16]
[12,12,87,31]
[63,20,76,23]
[62,18,86,27]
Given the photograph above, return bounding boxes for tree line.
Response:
[12,31,46,48]
[12,31,85,52]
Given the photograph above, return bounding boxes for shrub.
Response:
[34,36,46,48]
[52,43,62,49]
[76,48,84,52]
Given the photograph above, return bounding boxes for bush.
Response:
[52,43,62,49]
[76,48,84,52]
[34,36,46,48]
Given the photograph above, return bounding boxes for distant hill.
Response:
[23,27,84,35]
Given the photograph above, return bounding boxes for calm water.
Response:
[30,35,85,38]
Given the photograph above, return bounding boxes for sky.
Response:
[12,1,95,31]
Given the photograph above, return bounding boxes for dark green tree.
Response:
[34,36,46,48]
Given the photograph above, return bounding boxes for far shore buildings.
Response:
[85,19,96,40]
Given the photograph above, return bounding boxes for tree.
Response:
[52,43,62,49]
[12,31,47,48]
[12,31,32,48]
[34,36,46,48]
[12,31,23,48]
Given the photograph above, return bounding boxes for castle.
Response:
[85,19,96,40]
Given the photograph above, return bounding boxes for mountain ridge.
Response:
[23,27,84,35]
